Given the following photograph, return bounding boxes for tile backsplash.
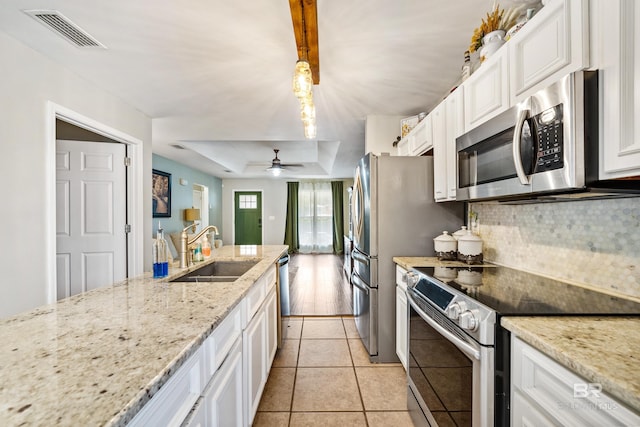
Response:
[470,198,640,299]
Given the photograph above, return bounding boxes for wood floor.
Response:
[287,254,353,316]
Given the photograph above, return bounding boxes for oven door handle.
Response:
[513,106,532,186]
[408,294,481,361]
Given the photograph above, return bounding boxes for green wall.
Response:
[152,154,223,255]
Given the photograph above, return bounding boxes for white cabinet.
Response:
[511,336,640,427]
[591,0,640,179]
[464,52,509,131]
[509,0,589,103]
[243,304,266,425]
[396,137,410,156]
[203,337,244,427]
[395,265,408,370]
[265,286,278,369]
[243,266,277,426]
[433,87,464,202]
[129,347,204,427]
[431,102,448,201]
[409,115,433,155]
[445,87,464,200]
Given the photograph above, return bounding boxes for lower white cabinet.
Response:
[129,346,204,427]
[511,336,640,426]
[203,337,243,427]
[130,262,279,427]
[243,281,277,426]
[395,265,408,370]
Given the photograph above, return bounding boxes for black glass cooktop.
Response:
[412,266,640,316]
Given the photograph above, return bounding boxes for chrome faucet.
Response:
[179,224,219,268]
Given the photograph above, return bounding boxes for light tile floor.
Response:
[254,316,417,427]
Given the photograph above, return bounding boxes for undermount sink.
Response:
[170,260,259,283]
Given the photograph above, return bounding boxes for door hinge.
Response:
[124,157,131,167]
[125,224,131,233]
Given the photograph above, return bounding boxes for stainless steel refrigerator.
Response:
[351,153,463,362]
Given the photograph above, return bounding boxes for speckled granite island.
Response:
[502,316,640,414]
[0,245,287,426]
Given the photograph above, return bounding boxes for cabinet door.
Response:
[204,338,243,427]
[464,52,509,131]
[509,0,589,103]
[593,0,640,179]
[265,287,278,369]
[410,115,433,155]
[243,309,266,425]
[445,88,464,200]
[397,138,410,156]
[395,286,407,370]
[431,102,448,201]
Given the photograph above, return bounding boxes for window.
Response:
[239,194,258,209]
[298,181,333,253]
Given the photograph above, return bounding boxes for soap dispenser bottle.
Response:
[153,222,169,278]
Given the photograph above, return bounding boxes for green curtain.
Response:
[283,181,299,254]
[331,181,344,255]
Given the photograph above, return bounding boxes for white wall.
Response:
[221,179,288,245]
[0,31,152,319]
[365,115,403,155]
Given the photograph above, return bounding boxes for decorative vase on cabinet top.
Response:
[480,30,506,63]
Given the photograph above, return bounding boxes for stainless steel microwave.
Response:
[456,71,600,202]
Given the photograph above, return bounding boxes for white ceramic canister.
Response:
[457,230,483,264]
[452,225,468,241]
[434,231,457,261]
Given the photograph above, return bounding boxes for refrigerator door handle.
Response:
[351,272,369,294]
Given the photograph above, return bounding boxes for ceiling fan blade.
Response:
[280,163,304,167]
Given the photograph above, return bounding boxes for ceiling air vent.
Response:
[23,10,106,49]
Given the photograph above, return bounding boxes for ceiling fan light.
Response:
[270,166,282,176]
[292,60,312,98]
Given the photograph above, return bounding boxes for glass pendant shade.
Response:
[300,98,316,122]
[292,60,312,98]
[303,120,317,139]
[270,167,282,177]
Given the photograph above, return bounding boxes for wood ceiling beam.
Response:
[289,0,320,84]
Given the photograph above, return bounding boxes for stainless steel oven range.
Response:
[405,265,640,427]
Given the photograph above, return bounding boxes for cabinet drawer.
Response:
[243,276,266,328]
[203,303,242,380]
[263,264,276,288]
[130,347,204,427]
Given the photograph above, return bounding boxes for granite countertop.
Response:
[0,245,288,426]
[502,316,640,413]
[393,256,496,270]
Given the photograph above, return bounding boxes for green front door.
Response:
[234,191,262,245]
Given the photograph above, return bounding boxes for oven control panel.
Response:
[407,269,496,346]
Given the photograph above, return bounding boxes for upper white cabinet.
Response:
[431,102,449,201]
[409,115,433,155]
[445,87,464,200]
[433,87,464,202]
[591,0,640,179]
[464,51,509,131]
[509,0,589,103]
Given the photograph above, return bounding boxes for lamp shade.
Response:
[184,208,201,221]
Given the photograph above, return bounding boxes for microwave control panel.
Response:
[533,104,564,173]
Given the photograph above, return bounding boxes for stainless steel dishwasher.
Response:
[276,254,290,348]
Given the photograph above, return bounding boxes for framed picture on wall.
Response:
[152,169,171,217]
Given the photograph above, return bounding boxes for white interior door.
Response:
[193,184,209,233]
[56,139,127,299]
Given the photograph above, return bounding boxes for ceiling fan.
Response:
[266,149,303,176]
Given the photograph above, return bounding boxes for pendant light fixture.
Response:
[290,0,319,139]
